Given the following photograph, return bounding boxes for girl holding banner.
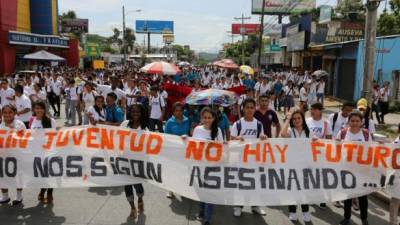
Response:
[336,110,371,225]
[0,105,26,205]
[281,108,313,223]
[120,104,148,219]
[192,107,223,225]
[30,101,57,204]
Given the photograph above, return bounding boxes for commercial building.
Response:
[0,0,79,75]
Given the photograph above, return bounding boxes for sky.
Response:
[58,0,384,53]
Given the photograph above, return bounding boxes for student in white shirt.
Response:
[230,98,267,217]
[328,101,355,139]
[357,98,376,137]
[0,78,15,107]
[299,81,310,113]
[49,73,62,117]
[67,79,82,126]
[120,104,147,219]
[87,95,106,125]
[336,111,371,225]
[316,79,326,107]
[306,103,332,140]
[31,101,57,203]
[0,105,26,205]
[14,85,32,128]
[82,83,97,125]
[149,86,165,132]
[192,107,223,225]
[280,108,313,223]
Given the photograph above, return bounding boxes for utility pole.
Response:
[234,14,251,65]
[122,6,126,64]
[257,0,266,70]
[362,0,381,104]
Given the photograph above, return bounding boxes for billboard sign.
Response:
[136,20,174,34]
[264,24,282,35]
[252,0,316,15]
[61,19,89,33]
[319,5,332,24]
[325,21,364,43]
[287,31,305,52]
[232,24,260,35]
[85,43,101,57]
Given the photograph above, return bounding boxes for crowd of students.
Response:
[0,65,398,225]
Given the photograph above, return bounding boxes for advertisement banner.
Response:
[319,5,332,24]
[263,24,282,35]
[326,21,364,43]
[61,18,89,33]
[232,24,261,35]
[287,31,305,52]
[252,0,316,14]
[136,20,174,34]
[0,126,399,206]
[85,43,101,57]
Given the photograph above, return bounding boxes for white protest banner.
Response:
[0,125,399,206]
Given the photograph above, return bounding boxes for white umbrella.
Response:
[140,61,181,75]
[312,70,329,78]
[23,50,65,61]
[178,61,190,67]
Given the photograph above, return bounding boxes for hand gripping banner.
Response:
[0,125,399,206]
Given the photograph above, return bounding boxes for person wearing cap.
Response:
[356,98,376,137]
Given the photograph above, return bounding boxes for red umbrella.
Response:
[213,59,239,69]
[140,61,181,75]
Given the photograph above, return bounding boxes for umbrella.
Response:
[178,61,191,67]
[23,50,65,61]
[213,59,239,69]
[140,61,181,75]
[312,70,329,79]
[185,89,238,107]
[240,65,254,75]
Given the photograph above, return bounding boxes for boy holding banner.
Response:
[230,98,267,217]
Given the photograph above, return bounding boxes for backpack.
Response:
[340,128,369,141]
[236,119,263,138]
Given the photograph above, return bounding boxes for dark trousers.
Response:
[39,188,53,195]
[149,118,163,132]
[344,195,368,220]
[124,184,144,203]
[288,204,309,213]
[372,103,381,123]
[379,101,389,123]
[49,95,61,115]
[199,202,214,223]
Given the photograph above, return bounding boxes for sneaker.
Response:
[289,213,297,221]
[166,192,174,199]
[339,219,350,225]
[251,206,266,216]
[12,199,23,206]
[361,219,369,225]
[233,207,242,217]
[303,212,311,222]
[0,197,10,204]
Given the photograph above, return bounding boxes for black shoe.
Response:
[339,219,350,225]
[319,203,327,209]
[203,222,210,225]
[12,199,23,205]
[361,219,369,225]
[0,198,10,204]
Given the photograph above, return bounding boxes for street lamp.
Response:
[122,6,141,64]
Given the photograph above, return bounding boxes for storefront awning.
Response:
[23,50,65,61]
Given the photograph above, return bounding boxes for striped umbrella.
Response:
[185,89,238,106]
[140,61,181,75]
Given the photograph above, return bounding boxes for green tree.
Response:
[335,0,365,21]
[172,44,195,62]
[378,0,400,36]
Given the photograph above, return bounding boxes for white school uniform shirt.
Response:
[336,128,372,142]
[0,87,15,106]
[283,85,295,96]
[120,121,148,131]
[256,83,271,95]
[380,88,390,102]
[328,112,348,139]
[125,88,139,106]
[82,91,96,111]
[149,95,165,120]
[51,79,62,95]
[24,85,34,97]
[97,85,126,101]
[30,117,57,129]
[299,87,308,101]
[87,106,106,124]
[30,89,47,102]
[192,125,223,142]
[230,118,265,140]
[306,117,332,139]
[289,128,314,138]
[0,119,26,130]
[317,82,325,94]
[15,94,32,122]
[70,86,82,101]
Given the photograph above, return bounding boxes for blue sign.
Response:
[135,20,174,34]
[8,31,69,48]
